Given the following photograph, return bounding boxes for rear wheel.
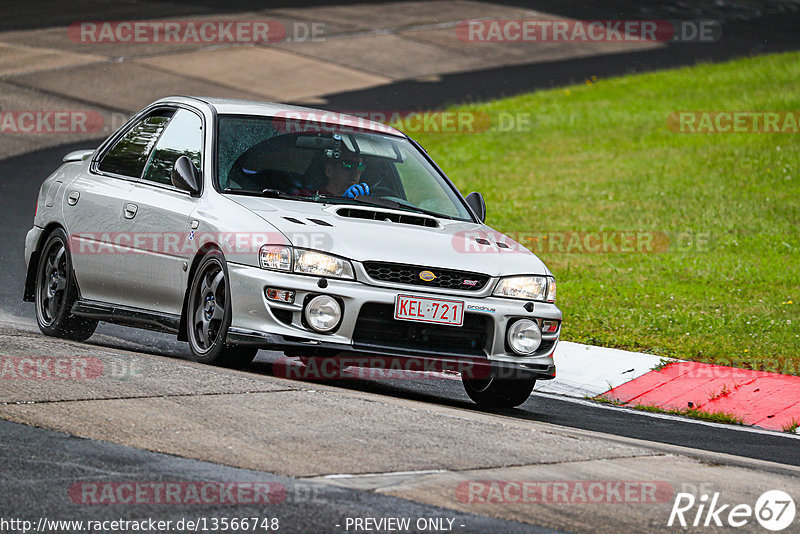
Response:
[35,228,97,341]
[186,250,257,368]
[461,375,536,408]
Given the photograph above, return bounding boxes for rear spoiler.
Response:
[63,149,95,163]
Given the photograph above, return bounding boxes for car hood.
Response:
[228,196,551,277]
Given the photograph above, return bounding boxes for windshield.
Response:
[217,115,472,220]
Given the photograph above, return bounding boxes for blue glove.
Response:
[343,183,370,198]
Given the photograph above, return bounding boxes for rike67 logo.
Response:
[668,489,796,531]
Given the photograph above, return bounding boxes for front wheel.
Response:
[34,228,97,341]
[461,375,536,408]
[186,250,257,368]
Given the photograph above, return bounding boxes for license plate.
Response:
[394,294,464,327]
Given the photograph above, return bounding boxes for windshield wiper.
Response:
[260,188,304,199]
[222,188,308,201]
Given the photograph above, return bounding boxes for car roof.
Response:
[154,95,406,138]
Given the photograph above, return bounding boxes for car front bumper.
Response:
[226,262,560,379]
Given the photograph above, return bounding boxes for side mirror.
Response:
[465,192,486,223]
[171,156,201,196]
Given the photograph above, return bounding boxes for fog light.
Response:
[541,320,559,334]
[507,319,542,355]
[265,288,295,303]
[304,295,342,333]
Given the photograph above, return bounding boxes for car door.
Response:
[117,107,204,315]
[65,110,172,306]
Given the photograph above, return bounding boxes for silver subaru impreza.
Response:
[23,96,561,407]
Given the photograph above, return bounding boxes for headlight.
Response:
[294,249,354,279]
[493,275,555,302]
[507,319,542,355]
[305,295,342,332]
[259,245,355,280]
[260,245,291,271]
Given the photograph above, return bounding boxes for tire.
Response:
[34,228,97,341]
[461,375,536,408]
[186,250,257,368]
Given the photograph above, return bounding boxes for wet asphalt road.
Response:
[0,418,558,534]
[2,146,799,474]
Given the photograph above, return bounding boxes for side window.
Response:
[217,116,281,190]
[98,110,174,178]
[142,109,203,186]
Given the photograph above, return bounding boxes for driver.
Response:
[300,149,371,198]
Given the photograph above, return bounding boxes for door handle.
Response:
[67,191,80,206]
[123,203,138,219]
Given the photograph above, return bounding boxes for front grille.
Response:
[352,303,490,356]
[362,262,490,291]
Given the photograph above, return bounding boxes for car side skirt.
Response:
[71,300,181,335]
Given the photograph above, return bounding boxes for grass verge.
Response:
[407,51,800,374]
[781,419,800,433]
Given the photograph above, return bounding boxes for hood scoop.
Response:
[336,207,438,228]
